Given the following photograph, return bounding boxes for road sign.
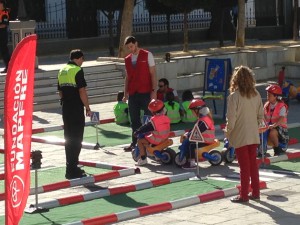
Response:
[142,115,151,125]
[91,112,100,123]
[189,124,204,142]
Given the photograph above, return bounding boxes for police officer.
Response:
[0,0,10,73]
[58,49,92,179]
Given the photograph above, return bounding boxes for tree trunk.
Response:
[219,8,225,47]
[118,0,135,58]
[183,10,188,52]
[108,11,115,56]
[293,0,299,41]
[235,0,245,47]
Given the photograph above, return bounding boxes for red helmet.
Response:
[266,84,282,95]
[188,99,205,109]
[148,99,164,113]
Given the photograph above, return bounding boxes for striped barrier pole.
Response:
[65,181,267,225]
[0,168,137,201]
[78,160,136,171]
[0,148,4,154]
[31,119,115,134]
[31,136,97,149]
[257,151,300,166]
[31,173,195,209]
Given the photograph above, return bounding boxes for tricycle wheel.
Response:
[131,148,139,162]
[161,148,176,164]
[223,148,235,163]
[208,150,222,166]
[174,152,187,167]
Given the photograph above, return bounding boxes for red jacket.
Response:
[157,87,174,101]
[125,49,152,95]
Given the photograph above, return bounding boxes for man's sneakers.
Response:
[182,160,197,170]
[124,143,135,152]
[65,167,87,180]
[137,158,148,166]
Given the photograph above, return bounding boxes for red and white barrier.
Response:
[31,173,195,209]
[31,136,97,149]
[79,160,134,171]
[64,181,267,225]
[0,168,138,201]
[257,151,300,166]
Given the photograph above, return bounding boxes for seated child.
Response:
[264,84,289,156]
[179,99,215,169]
[113,91,130,125]
[181,90,197,123]
[164,92,181,124]
[134,99,171,166]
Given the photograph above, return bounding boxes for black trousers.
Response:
[62,104,85,171]
[128,93,151,145]
[0,29,11,69]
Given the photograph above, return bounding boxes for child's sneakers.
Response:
[182,160,197,170]
[137,158,148,166]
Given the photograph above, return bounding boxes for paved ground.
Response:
[1,40,300,225]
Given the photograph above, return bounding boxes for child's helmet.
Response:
[266,84,282,96]
[148,99,164,113]
[188,99,205,109]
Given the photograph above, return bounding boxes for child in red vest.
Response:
[134,99,171,165]
[179,99,215,169]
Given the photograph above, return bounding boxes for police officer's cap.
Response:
[70,49,84,60]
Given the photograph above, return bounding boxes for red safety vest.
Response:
[264,101,288,128]
[125,49,152,95]
[157,87,174,101]
[145,114,170,145]
[197,115,215,144]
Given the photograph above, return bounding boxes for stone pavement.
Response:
[1,42,300,225]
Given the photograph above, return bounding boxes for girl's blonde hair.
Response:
[229,65,257,98]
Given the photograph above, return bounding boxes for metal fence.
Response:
[33,0,256,40]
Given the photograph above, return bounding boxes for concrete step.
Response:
[31,92,118,112]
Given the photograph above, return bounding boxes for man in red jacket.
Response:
[122,36,157,152]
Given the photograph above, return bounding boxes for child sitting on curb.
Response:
[165,91,181,124]
[181,90,197,123]
[113,91,130,125]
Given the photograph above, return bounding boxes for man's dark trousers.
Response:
[128,93,151,145]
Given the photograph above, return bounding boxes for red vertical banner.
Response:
[4,34,37,225]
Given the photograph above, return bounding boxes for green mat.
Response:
[0,166,110,193]
[0,179,237,225]
[265,158,300,173]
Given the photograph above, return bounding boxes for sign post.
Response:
[91,112,100,150]
[188,124,206,181]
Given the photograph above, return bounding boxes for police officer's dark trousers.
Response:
[62,103,85,174]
